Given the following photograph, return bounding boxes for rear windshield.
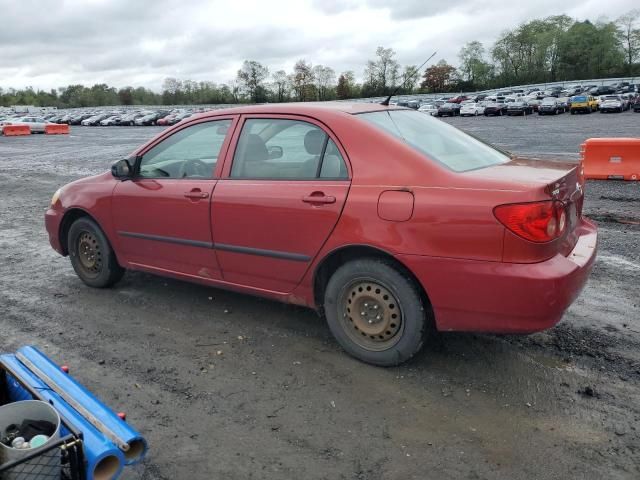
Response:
[573,96,587,102]
[358,110,510,172]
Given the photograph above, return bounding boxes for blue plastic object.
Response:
[1,354,125,480]
[17,346,147,465]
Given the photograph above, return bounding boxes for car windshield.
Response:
[573,96,587,102]
[358,110,510,172]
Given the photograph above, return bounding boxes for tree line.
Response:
[1,11,638,108]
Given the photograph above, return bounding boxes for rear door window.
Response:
[230,118,348,179]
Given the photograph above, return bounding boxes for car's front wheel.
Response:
[323,258,430,366]
[68,217,124,288]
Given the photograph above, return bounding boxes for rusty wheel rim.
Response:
[339,279,403,351]
[77,231,102,276]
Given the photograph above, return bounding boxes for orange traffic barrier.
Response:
[45,124,70,135]
[2,125,31,136]
[581,138,640,181]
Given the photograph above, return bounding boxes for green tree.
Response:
[616,10,640,74]
[459,41,493,88]
[336,71,356,99]
[118,87,134,105]
[558,20,624,79]
[362,46,400,96]
[312,65,336,100]
[290,59,315,101]
[271,70,289,102]
[237,60,269,103]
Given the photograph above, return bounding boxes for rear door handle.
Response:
[184,190,209,199]
[302,193,336,205]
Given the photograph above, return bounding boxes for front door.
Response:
[212,115,351,293]
[112,118,234,280]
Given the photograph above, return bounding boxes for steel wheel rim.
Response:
[338,278,404,352]
[77,231,102,276]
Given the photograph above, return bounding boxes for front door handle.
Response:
[184,189,209,199]
[302,192,336,205]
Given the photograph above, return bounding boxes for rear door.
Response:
[211,115,351,293]
[112,117,236,279]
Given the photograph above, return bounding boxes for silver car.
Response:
[418,104,438,116]
[1,116,52,133]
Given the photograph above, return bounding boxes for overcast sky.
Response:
[0,0,636,91]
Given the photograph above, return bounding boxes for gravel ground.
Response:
[0,111,639,480]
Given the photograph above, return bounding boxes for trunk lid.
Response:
[464,157,585,260]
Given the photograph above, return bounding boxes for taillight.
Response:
[494,200,567,243]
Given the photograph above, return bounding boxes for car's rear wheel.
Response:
[68,217,124,288]
[323,258,430,366]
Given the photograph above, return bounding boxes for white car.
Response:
[460,102,485,116]
[599,96,624,113]
[418,104,438,116]
[0,116,52,133]
[99,115,120,126]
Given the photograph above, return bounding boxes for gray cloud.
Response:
[365,0,467,19]
[310,0,361,15]
[0,0,636,91]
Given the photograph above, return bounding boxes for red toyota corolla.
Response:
[45,103,597,366]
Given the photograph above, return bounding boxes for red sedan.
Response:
[45,103,597,366]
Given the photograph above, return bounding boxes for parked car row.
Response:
[414,91,640,119]
[41,109,197,127]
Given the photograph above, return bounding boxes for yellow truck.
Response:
[570,95,598,114]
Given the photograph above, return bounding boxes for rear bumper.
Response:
[45,207,64,255]
[398,219,597,334]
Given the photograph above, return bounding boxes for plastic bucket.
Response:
[0,400,61,478]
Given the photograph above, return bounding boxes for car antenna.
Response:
[380,51,438,106]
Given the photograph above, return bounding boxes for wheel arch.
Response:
[58,208,106,256]
[312,244,433,316]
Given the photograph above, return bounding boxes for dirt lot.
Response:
[1,111,639,479]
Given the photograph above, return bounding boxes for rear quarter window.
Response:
[358,110,510,172]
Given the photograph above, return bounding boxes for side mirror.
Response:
[268,146,283,160]
[111,159,132,179]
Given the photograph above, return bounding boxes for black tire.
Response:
[68,217,124,288]
[323,258,431,366]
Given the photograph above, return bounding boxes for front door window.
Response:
[139,120,231,179]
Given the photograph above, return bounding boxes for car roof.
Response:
[187,102,404,121]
